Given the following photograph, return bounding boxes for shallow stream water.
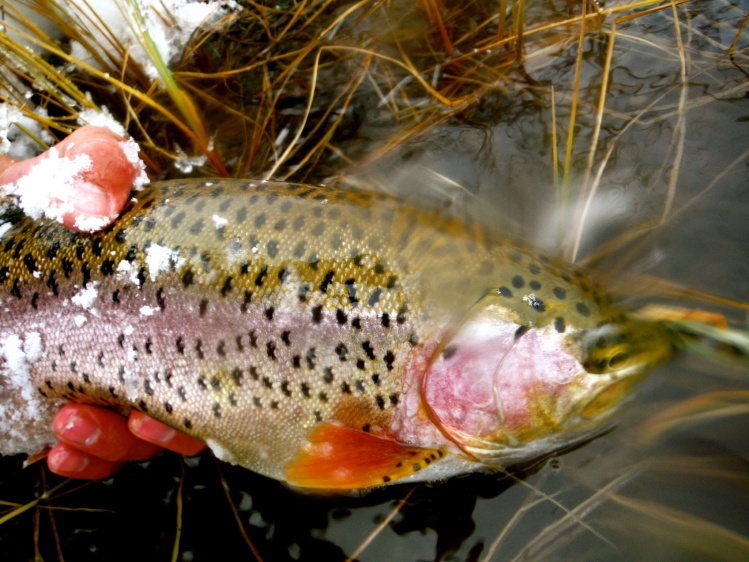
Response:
[1,1,748,560]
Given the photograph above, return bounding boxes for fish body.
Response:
[0,179,672,490]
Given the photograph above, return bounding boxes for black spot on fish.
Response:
[262,377,273,389]
[31,292,38,309]
[239,260,251,275]
[368,288,382,306]
[144,380,154,396]
[515,325,531,340]
[311,305,323,323]
[397,303,408,324]
[100,259,114,276]
[281,381,292,397]
[249,330,258,347]
[165,402,173,414]
[306,347,317,369]
[229,394,238,407]
[254,213,266,228]
[497,286,512,298]
[356,359,365,370]
[61,258,73,278]
[267,341,277,360]
[216,340,226,357]
[156,287,166,310]
[554,317,566,333]
[335,343,348,361]
[576,302,591,317]
[298,284,310,303]
[255,265,268,286]
[442,345,457,359]
[183,419,193,429]
[292,355,301,368]
[389,393,399,405]
[371,374,380,385]
[528,295,546,312]
[281,330,291,346]
[265,306,275,320]
[300,382,311,398]
[351,317,361,330]
[176,336,185,354]
[341,381,351,394]
[21,254,36,275]
[277,267,289,283]
[320,270,334,293]
[381,312,390,328]
[213,403,222,418]
[236,207,248,223]
[220,277,233,297]
[199,299,209,316]
[181,268,194,287]
[376,395,385,409]
[241,290,253,313]
[512,275,525,289]
[362,341,375,360]
[355,379,365,392]
[231,368,243,386]
[266,240,279,258]
[196,339,204,359]
[345,279,358,305]
[322,367,333,383]
[384,350,395,370]
[530,280,541,290]
[553,287,567,299]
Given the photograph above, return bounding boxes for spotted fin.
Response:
[285,423,446,489]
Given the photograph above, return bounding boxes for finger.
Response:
[53,403,163,462]
[129,411,207,457]
[47,442,123,479]
[56,126,138,220]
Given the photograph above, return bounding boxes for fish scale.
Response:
[0,179,672,490]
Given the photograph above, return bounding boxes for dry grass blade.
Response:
[345,486,418,562]
[639,391,749,444]
[609,494,749,560]
[216,461,264,561]
[508,463,649,562]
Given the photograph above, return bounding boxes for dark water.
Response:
[1,2,748,560]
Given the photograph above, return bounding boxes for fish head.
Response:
[421,271,674,465]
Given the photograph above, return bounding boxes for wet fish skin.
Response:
[0,179,673,489]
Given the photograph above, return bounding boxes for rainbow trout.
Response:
[0,179,673,490]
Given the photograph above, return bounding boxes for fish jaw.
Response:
[415,305,646,466]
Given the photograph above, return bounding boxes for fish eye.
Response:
[607,351,629,369]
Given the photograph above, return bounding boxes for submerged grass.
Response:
[1,0,748,560]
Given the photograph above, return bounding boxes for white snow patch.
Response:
[118,138,149,191]
[0,147,93,224]
[212,214,228,229]
[0,223,11,239]
[0,332,60,456]
[139,305,158,316]
[74,214,112,233]
[127,347,139,363]
[77,106,126,137]
[124,325,135,336]
[71,282,98,310]
[206,438,236,463]
[122,369,139,401]
[63,1,240,81]
[0,103,54,160]
[174,145,208,174]
[73,314,87,327]
[116,259,144,287]
[145,244,184,281]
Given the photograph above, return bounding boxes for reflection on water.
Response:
[1,2,748,560]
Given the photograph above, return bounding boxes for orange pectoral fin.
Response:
[285,423,446,490]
